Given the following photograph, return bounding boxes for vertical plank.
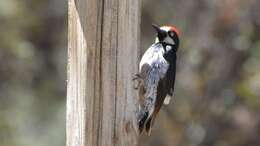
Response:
[67,0,87,145]
[67,0,141,145]
[115,0,141,145]
[99,0,118,145]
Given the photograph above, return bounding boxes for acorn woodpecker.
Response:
[135,24,180,135]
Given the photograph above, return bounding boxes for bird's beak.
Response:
[152,24,162,34]
[152,24,165,41]
[152,24,161,33]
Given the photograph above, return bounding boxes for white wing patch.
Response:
[163,95,171,105]
[139,43,169,117]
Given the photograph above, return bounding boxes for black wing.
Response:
[165,53,177,96]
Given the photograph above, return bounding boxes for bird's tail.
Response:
[138,105,156,135]
[138,107,148,133]
[138,111,155,135]
[145,116,153,135]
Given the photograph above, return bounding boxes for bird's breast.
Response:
[139,44,169,72]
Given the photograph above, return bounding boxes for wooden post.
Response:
[67,0,141,145]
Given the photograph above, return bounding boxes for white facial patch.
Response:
[166,45,172,52]
[159,26,175,45]
[169,31,174,37]
[164,36,175,45]
[155,36,175,45]
[155,37,159,43]
[160,26,171,32]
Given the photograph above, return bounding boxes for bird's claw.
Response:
[133,74,141,89]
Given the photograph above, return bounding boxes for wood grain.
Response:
[67,0,141,145]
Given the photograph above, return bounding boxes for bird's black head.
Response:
[152,24,180,51]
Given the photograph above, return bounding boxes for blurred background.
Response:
[0,0,66,146]
[140,0,260,146]
[0,0,260,146]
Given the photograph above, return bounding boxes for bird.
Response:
[134,24,180,135]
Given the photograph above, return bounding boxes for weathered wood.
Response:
[67,0,141,145]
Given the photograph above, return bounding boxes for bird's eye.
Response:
[169,31,174,37]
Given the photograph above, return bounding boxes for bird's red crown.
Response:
[163,25,180,37]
